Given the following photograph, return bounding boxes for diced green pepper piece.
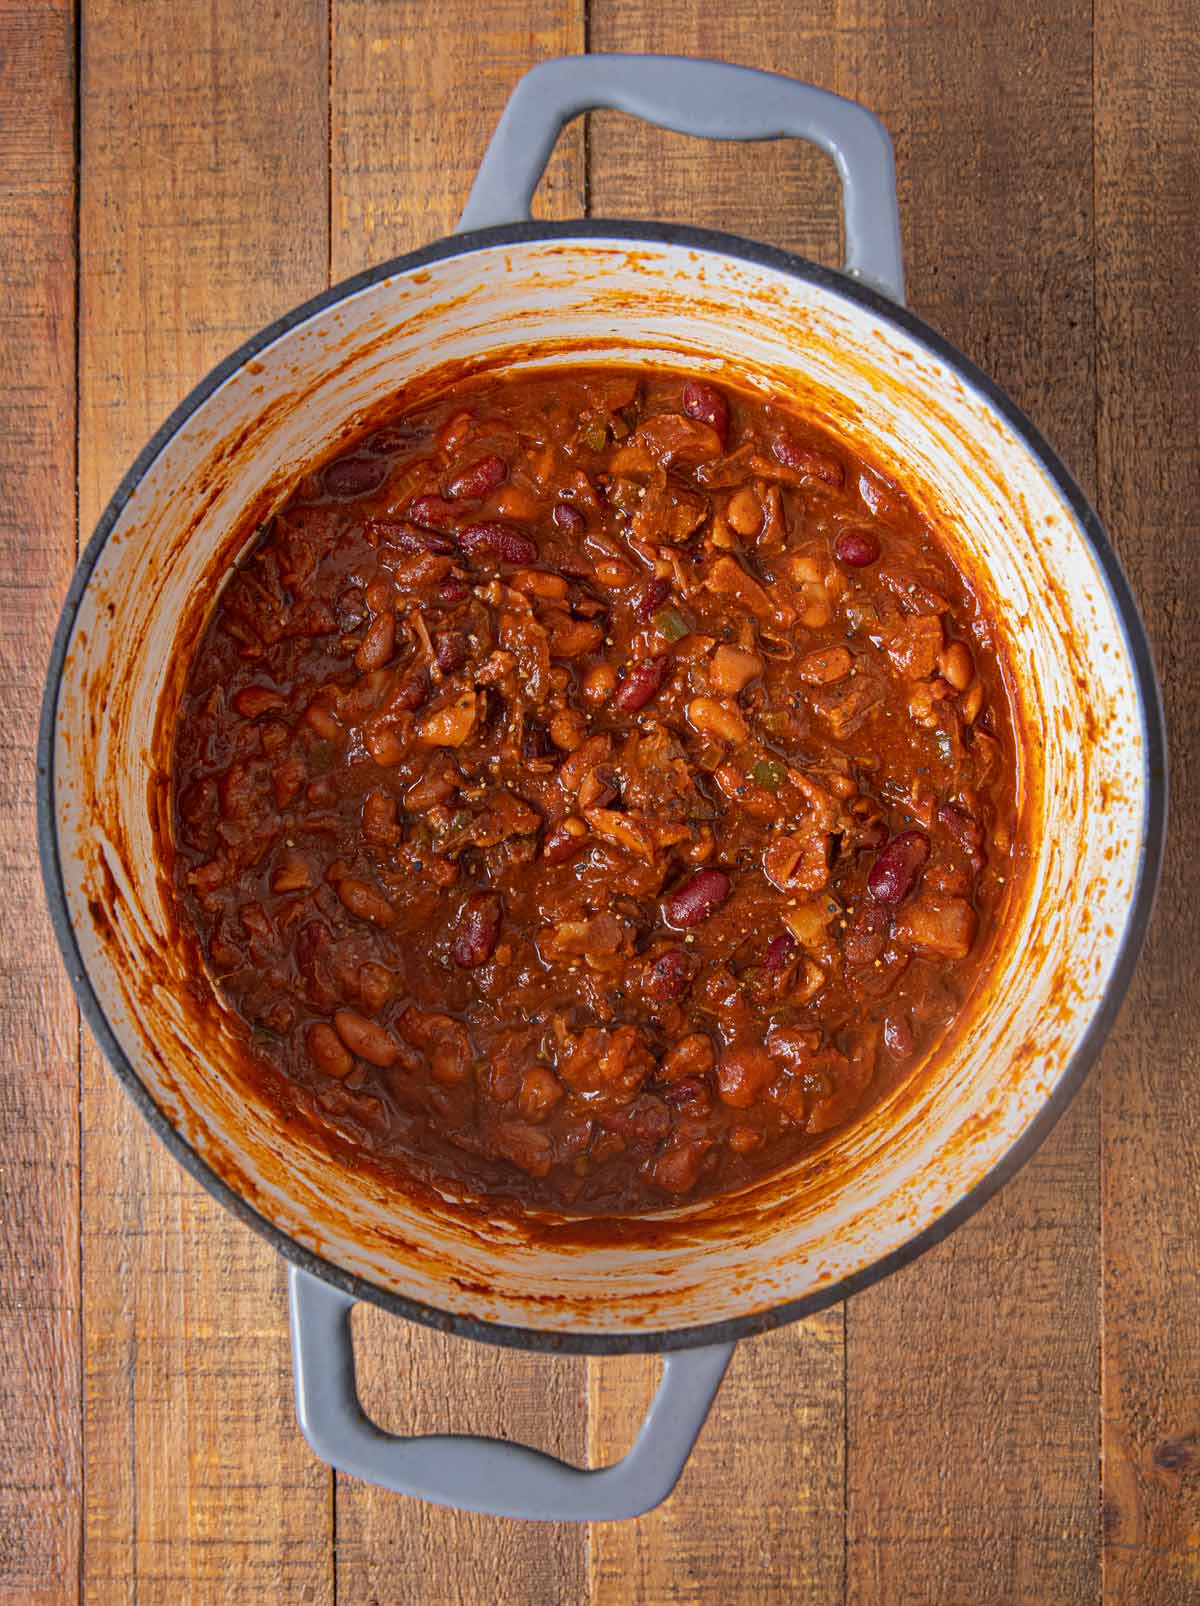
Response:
[653,607,690,642]
[760,710,790,734]
[751,758,788,789]
[581,419,609,453]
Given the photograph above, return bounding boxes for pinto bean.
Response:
[447,453,508,500]
[337,877,397,927]
[612,654,670,713]
[938,640,975,691]
[663,869,731,929]
[594,557,636,588]
[708,644,763,695]
[451,891,503,968]
[303,700,342,740]
[355,609,396,672]
[550,710,588,751]
[518,1066,563,1123]
[582,663,617,706]
[686,696,748,745]
[866,830,931,904]
[549,619,604,659]
[308,1023,353,1079]
[333,1008,400,1068]
[724,484,762,536]
[796,646,853,685]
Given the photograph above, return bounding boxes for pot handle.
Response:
[458,53,905,304]
[288,1266,734,1521]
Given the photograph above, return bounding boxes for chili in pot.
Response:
[171,365,1022,1214]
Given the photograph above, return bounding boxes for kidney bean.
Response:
[883,1012,916,1058]
[447,454,508,501]
[612,653,670,713]
[434,631,468,675]
[834,526,882,567]
[866,830,930,904]
[552,501,585,534]
[438,578,470,606]
[308,1022,353,1079]
[456,521,538,565]
[370,518,456,555]
[682,379,730,445]
[663,868,732,929]
[645,948,694,1002]
[451,890,503,968]
[771,434,845,488]
[408,494,465,533]
[937,802,984,855]
[323,455,388,498]
[636,575,672,622]
[333,1008,400,1068]
[662,1076,713,1115]
[355,609,396,672]
[764,932,797,972]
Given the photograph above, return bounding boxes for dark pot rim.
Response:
[37,218,1168,1356]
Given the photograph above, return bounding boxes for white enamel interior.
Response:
[52,238,1149,1338]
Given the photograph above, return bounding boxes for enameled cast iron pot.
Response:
[39,56,1166,1521]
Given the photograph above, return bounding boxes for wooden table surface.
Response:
[4,0,1198,1600]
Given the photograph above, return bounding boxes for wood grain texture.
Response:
[585,7,848,1600]
[0,1,81,1598]
[1095,2,1200,1600]
[328,6,588,1600]
[588,1312,845,1605]
[844,3,1102,1601]
[78,2,335,1599]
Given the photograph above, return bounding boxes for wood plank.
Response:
[843,2,1101,1600]
[78,2,335,1598]
[327,5,589,1599]
[585,7,847,1600]
[1094,3,1200,1600]
[588,1313,845,1605]
[0,1,81,1598]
